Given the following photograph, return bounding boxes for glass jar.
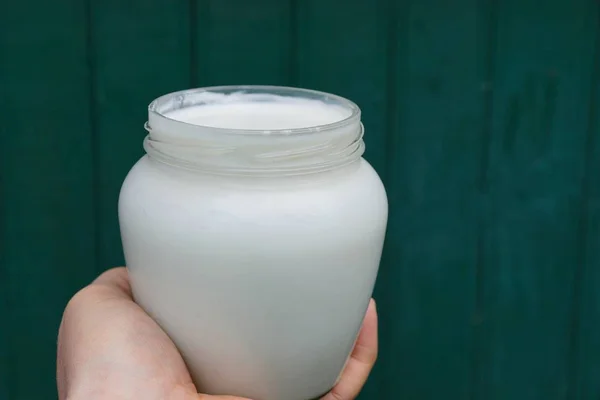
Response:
[118,86,388,400]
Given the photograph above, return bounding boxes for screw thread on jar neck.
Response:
[143,86,365,176]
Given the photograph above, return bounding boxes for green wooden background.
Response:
[1,0,600,399]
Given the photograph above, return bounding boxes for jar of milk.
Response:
[118,86,388,400]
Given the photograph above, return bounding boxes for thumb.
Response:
[196,396,253,400]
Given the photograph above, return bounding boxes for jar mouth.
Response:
[147,85,361,137]
[144,86,364,176]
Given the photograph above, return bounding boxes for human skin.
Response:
[57,267,378,400]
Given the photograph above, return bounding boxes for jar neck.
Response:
[143,86,364,177]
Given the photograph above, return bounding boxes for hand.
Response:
[57,268,378,400]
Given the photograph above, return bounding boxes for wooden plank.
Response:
[383,1,486,398]
[476,1,598,398]
[571,4,600,398]
[90,0,191,272]
[193,0,293,86]
[0,1,96,398]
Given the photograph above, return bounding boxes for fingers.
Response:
[322,299,378,400]
[62,271,376,400]
[59,267,194,400]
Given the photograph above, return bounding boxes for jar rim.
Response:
[147,85,361,137]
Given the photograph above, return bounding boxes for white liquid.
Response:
[167,94,352,131]
[119,90,387,400]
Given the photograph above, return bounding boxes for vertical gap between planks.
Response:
[376,0,404,393]
[0,11,15,396]
[380,0,402,297]
[84,0,100,277]
[566,4,600,398]
[472,0,498,398]
[190,0,210,86]
[189,0,198,87]
[287,0,298,86]
[0,54,5,395]
[0,69,10,398]
[383,0,403,183]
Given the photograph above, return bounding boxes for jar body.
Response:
[119,156,388,400]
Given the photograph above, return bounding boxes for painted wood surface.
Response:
[1,1,599,398]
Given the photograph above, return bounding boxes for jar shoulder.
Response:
[119,156,387,225]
